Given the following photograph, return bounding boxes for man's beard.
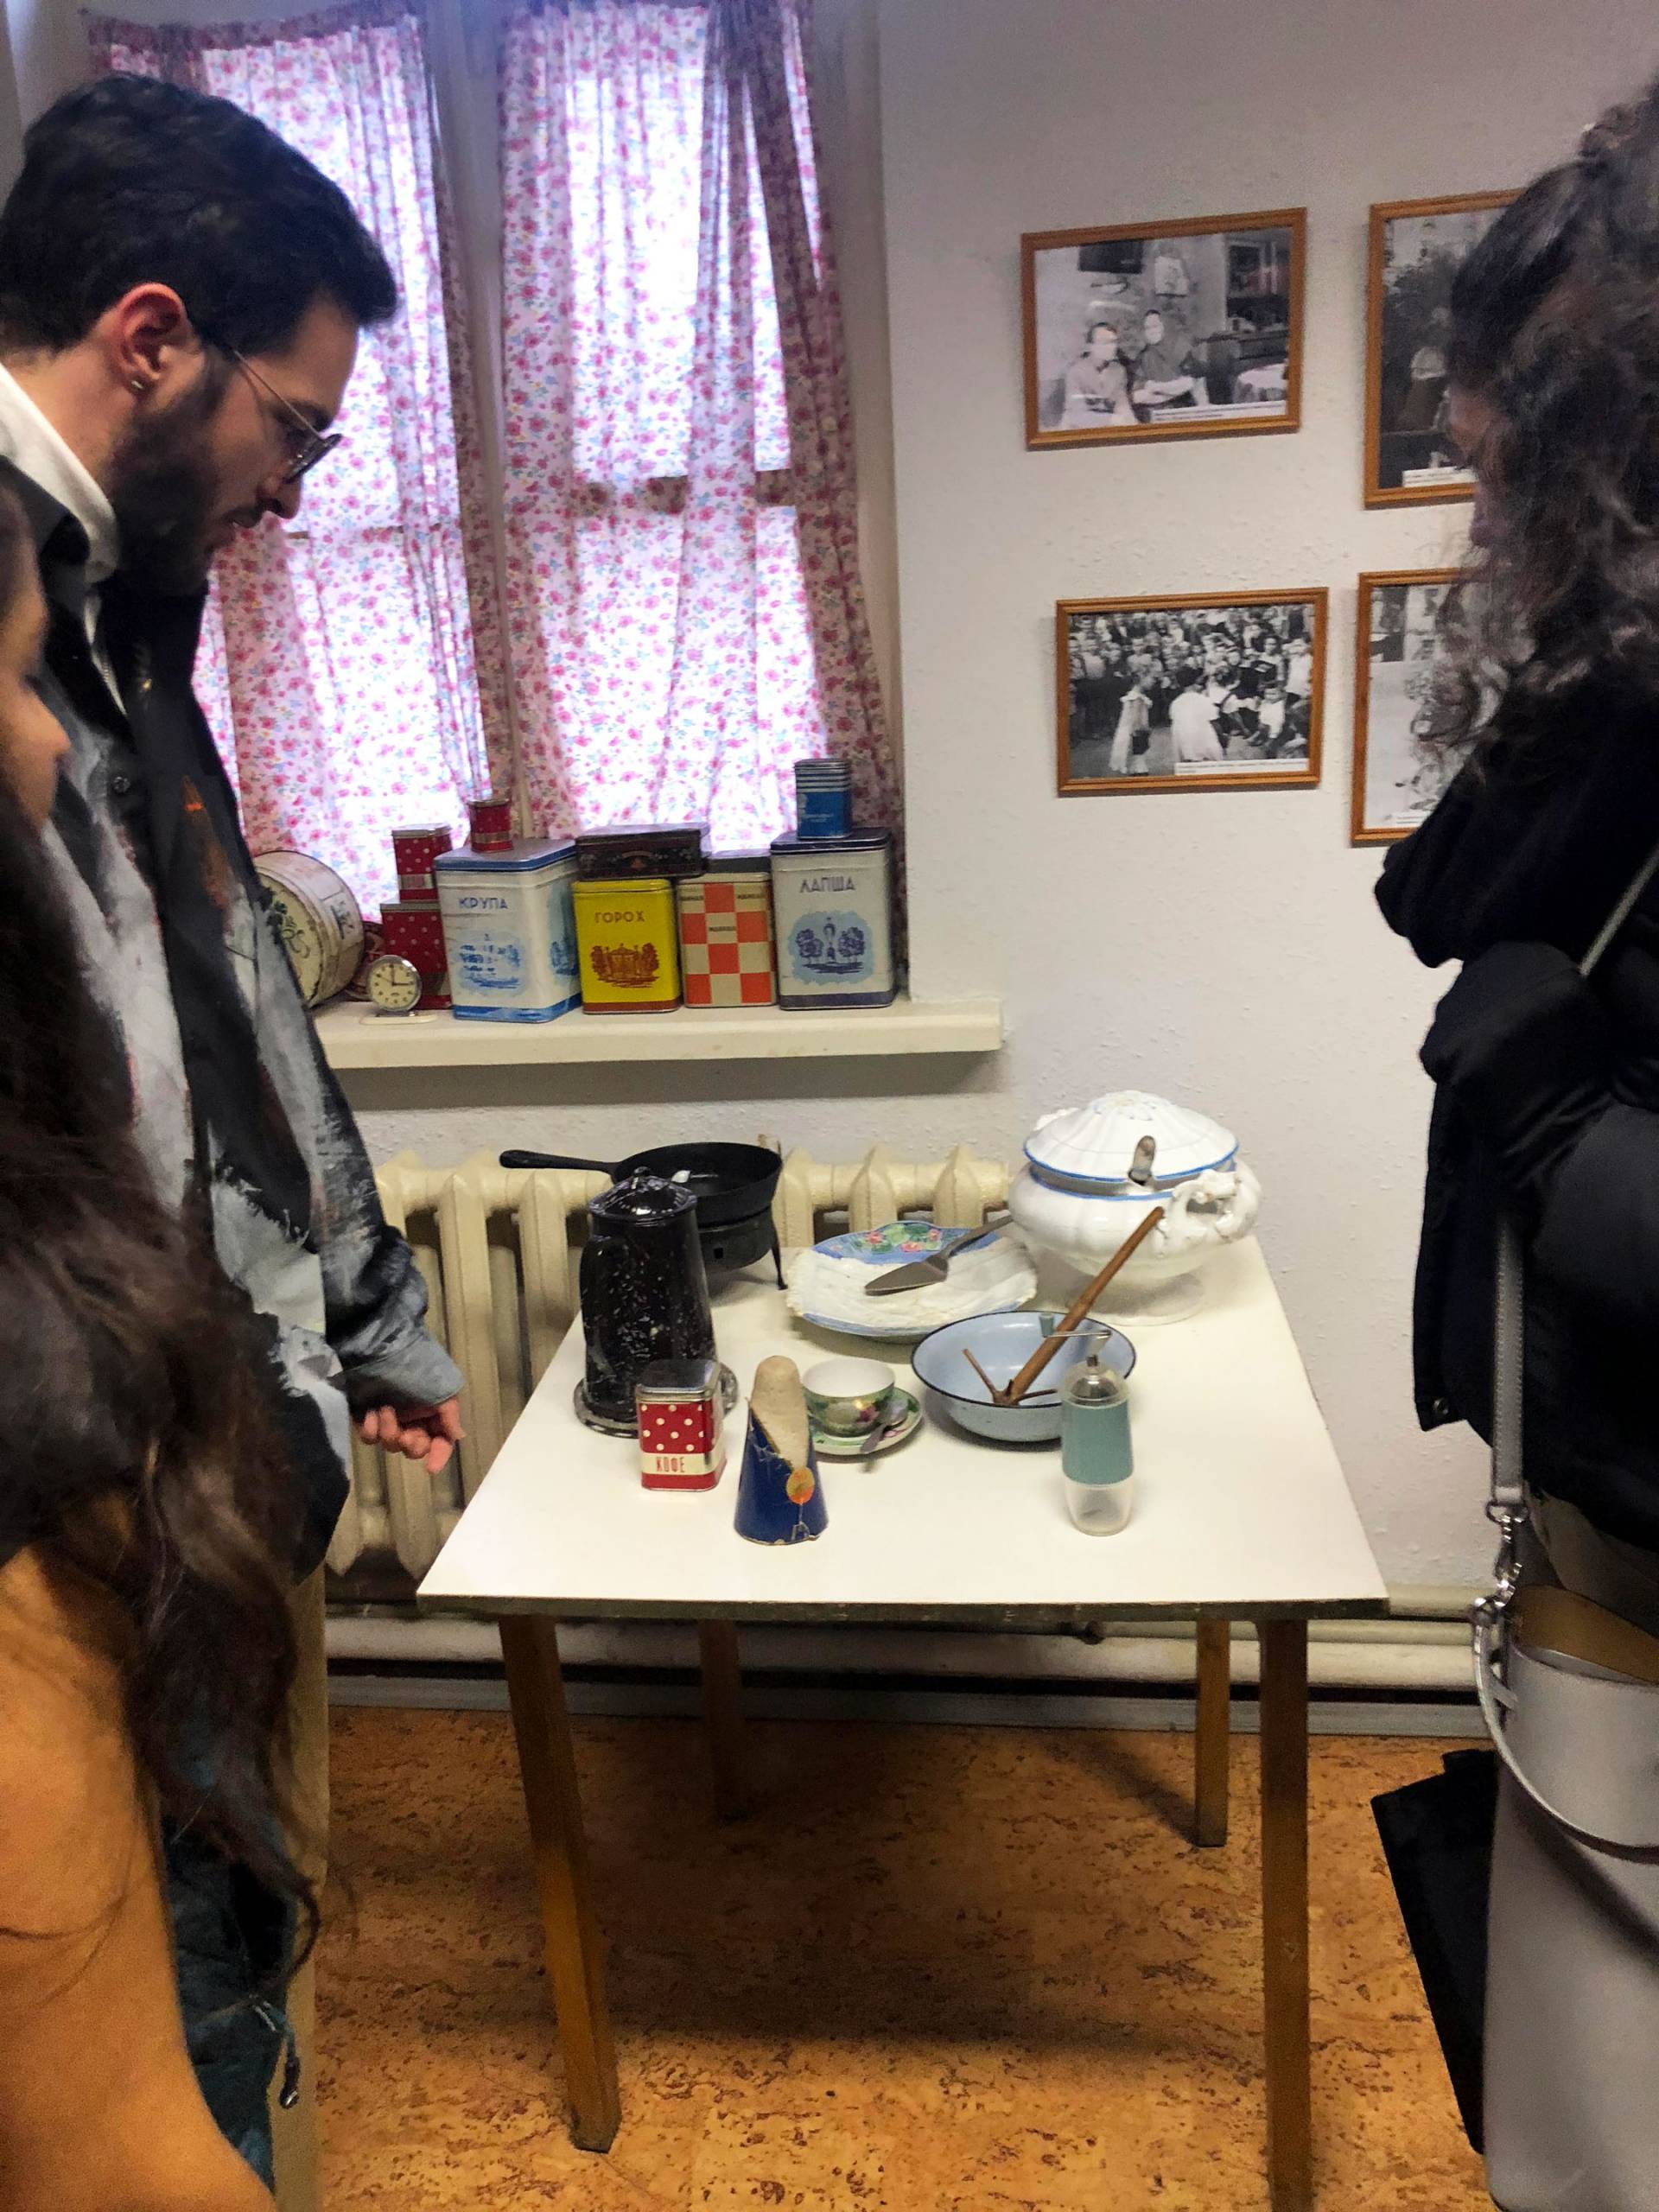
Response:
[109,357,234,596]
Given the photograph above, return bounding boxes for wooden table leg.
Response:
[697,1620,751,1821]
[1194,1618,1231,1849]
[1259,1618,1312,2211]
[499,1616,621,2152]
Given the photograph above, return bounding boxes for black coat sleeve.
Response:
[1529,918,1659,1331]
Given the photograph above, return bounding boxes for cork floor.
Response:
[315,1706,1491,2210]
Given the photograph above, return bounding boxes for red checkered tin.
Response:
[636,1357,727,1491]
[379,900,451,1009]
[677,854,775,1008]
[391,822,452,905]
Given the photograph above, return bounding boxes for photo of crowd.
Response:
[1026,214,1302,448]
[1059,595,1323,792]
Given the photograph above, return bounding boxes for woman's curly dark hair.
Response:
[1423,79,1659,760]
[0,494,315,1967]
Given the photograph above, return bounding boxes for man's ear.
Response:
[96,284,199,397]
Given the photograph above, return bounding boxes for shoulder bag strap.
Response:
[1475,836,1659,1837]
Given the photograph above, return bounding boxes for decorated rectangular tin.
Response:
[769,831,896,1009]
[435,838,580,1023]
[573,876,683,1013]
[573,823,705,882]
[677,856,775,1008]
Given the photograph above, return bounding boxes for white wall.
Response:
[12,0,1659,1586]
[873,0,1659,1586]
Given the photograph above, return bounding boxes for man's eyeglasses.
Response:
[223,344,344,485]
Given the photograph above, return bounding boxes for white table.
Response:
[421,1237,1386,2209]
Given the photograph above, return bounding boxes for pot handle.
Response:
[499,1148,620,1176]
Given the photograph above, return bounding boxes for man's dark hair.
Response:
[0,73,397,357]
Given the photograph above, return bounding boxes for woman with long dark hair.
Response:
[1379,82,1659,2212]
[0,481,307,2207]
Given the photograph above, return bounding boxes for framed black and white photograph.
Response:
[1057,588,1326,797]
[1365,192,1513,506]
[1023,209,1306,449]
[1351,569,1459,843]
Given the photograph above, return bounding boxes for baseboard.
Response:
[327,1661,1486,1738]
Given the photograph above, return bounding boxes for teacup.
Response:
[803,1356,899,1438]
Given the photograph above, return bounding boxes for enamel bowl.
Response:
[912,1310,1135,1445]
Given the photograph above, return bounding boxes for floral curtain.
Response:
[87,0,512,916]
[499,0,898,851]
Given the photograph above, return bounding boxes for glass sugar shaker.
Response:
[1060,1359,1134,1535]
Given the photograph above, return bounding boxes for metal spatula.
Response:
[865,1225,991,1297]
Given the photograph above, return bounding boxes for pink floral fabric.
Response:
[87,2,512,917]
[499,0,898,851]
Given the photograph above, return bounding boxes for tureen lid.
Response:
[1024,1090,1237,1186]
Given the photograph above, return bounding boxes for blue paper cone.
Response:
[733,1405,827,1546]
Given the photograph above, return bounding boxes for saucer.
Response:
[810,1388,924,1459]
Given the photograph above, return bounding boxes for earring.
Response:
[128,377,147,395]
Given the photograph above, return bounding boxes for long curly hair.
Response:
[0,499,315,1965]
[1422,79,1659,761]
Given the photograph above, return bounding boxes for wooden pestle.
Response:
[999,1207,1166,1405]
[750,1354,811,1467]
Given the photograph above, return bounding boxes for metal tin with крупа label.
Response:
[435,838,580,1022]
[769,830,896,1008]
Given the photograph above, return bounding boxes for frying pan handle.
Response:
[499,1149,619,1175]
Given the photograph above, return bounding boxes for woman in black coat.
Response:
[1379,80,1659,2212]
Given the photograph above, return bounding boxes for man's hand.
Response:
[357,1397,464,1476]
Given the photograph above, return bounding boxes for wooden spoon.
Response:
[997,1207,1166,1406]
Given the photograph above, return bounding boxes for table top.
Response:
[419,1238,1387,1627]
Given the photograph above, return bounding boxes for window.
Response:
[87,0,896,911]
[89,3,509,916]
[498,0,895,855]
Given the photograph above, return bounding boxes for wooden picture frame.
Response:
[1057,588,1327,797]
[1364,191,1515,508]
[1351,568,1460,844]
[1023,207,1306,450]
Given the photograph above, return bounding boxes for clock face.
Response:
[366,953,423,1014]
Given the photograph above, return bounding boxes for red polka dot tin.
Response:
[379,900,451,1010]
[391,822,452,905]
[636,1357,728,1491]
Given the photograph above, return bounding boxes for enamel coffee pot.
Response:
[579,1171,716,1430]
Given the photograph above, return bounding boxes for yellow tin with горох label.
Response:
[573,875,683,1013]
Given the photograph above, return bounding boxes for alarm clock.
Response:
[365,951,423,1014]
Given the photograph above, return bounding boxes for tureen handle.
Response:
[1160,1166,1258,1248]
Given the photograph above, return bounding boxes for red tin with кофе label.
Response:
[636,1357,727,1491]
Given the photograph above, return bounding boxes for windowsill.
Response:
[314,993,1004,1071]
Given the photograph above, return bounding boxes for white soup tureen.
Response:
[1007,1090,1261,1296]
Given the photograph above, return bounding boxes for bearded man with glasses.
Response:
[0,69,463,2201]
